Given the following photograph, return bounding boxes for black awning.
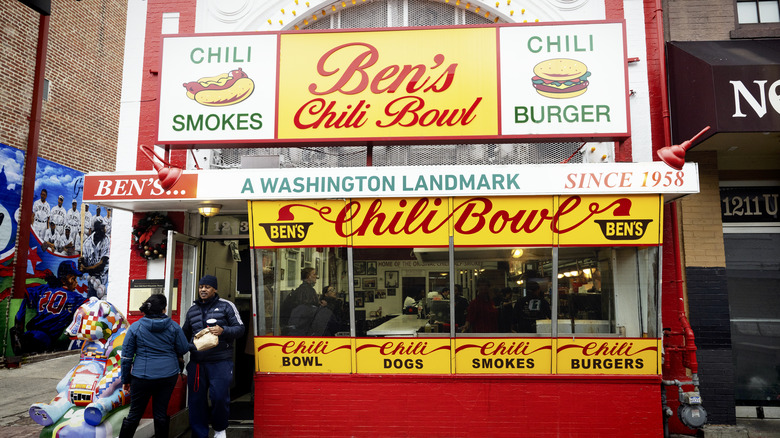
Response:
[667,40,780,146]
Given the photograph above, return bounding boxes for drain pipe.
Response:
[653,0,705,435]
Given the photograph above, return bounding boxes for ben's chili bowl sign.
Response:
[156,21,629,145]
[250,194,662,248]
[277,28,499,140]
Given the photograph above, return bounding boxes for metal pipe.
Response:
[13,13,50,299]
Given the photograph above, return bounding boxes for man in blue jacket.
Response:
[182,275,245,438]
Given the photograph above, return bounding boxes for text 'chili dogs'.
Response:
[183,68,255,107]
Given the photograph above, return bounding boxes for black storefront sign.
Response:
[667,40,780,145]
[720,186,779,223]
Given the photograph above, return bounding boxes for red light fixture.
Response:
[657,126,711,171]
[139,145,183,191]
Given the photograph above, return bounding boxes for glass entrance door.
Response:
[165,230,200,325]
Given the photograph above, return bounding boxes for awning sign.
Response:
[249,194,663,248]
[157,21,629,145]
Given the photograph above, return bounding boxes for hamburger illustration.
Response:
[531,58,591,99]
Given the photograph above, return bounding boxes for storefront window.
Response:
[248,195,664,374]
[256,246,350,336]
[451,247,553,335]
[354,247,451,337]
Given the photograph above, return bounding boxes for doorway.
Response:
[198,238,255,422]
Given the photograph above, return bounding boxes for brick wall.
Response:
[0,0,127,173]
[664,0,735,41]
[255,374,663,437]
[680,151,726,268]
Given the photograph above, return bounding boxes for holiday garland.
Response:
[132,212,176,260]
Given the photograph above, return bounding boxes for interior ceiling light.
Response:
[198,204,222,217]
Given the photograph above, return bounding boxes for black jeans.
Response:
[119,374,179,438]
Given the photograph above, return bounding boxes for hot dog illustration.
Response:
[182,68,254,107]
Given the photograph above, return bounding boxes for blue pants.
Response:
[186,360,233,438]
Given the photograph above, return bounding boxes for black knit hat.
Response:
[199,275,218,289]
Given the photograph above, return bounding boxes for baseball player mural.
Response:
[11,261,88,355]
[0,142,113,358]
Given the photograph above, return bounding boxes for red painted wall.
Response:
[254,374,663,437]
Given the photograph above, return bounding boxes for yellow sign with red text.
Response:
[556,338,659,375]
[249,199,349,247]
[277,28,499,140]
[255,337,353,373]
[355,338,451,374]
[253,337,660,375]
[249,195,662,248]
[454,338,553,374]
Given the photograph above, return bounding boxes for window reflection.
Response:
[256,247,351,336]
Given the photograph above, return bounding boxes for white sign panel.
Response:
[197,162,698,200]
[499,22,629,137]
[157,34,278,142]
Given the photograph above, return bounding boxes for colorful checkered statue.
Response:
[29,297,130,436]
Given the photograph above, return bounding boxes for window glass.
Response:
[257,246,350,336]
[557,246,659,338]
[451,247,553,335]
[557,248,612,335]
[759,0,780,21]
[725,232,780,403]
[738,2,760,23]
[737,1,780,23]
[356,247,451,337]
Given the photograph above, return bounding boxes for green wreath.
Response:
[132,212,176,260]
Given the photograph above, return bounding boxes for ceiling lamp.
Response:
[511,248,524,258]
[198,204,222,217]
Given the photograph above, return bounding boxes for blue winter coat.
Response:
[121,314,189,383]
[182,293,244,363]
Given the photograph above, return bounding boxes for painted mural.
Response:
[0,143,112,358]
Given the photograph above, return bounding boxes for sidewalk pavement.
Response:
[0,351,158,438]
[2,352,778,437]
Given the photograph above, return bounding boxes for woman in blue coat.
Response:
[119,294,189,438]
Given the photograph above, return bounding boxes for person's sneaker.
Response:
[214,430,226,438]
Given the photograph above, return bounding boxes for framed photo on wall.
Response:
[385,271,399,288]
[287,259,297,288]
[366,261,377,275]
[362,277,377,289]
[355,291,365,308]
[387,288,396,296]
[354,261,366,275]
